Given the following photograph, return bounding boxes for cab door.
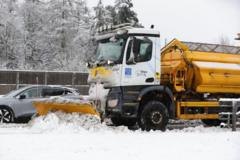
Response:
[121,36,157,86]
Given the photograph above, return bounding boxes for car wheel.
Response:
[138,101,169,131]
[0,107,14,123]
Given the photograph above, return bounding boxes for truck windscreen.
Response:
[96,38,125,63]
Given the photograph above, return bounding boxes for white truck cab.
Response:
[88,25,161,88]
[87,24,171,130]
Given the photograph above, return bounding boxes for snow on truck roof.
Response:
[127,28,160,36]
[162,39,240,54]
[95,27,160,41]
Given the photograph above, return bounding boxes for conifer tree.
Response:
[114,0,138,24]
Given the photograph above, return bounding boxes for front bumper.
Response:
[105,87,139,118]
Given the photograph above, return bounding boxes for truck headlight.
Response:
[108,99,118,108]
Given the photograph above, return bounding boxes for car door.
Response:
[12,87,43,118]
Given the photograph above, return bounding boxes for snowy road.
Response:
[0,112,239,160]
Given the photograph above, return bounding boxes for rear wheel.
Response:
[111,117,137,127]
[201,119,221,126]
[138,101,169,131]
[0,107,14,123]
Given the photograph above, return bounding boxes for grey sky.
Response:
[87,0,240,46]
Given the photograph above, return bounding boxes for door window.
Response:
[42,87,67,97]
[20,87,42,98]
[126,37,152,64]
[137,40,152,62]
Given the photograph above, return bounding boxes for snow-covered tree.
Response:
[44,0,93,71]
[219,35,230,45]
[105,5,117,25]
[21,0,47,69]
[114,0,138,24]
[0,0,140,71]
[94,0,106,29]
[93,0,139,28]
[0,0,24,69]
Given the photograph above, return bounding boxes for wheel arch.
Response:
[137,86,175,118]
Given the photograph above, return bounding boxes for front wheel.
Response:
[138,101,169,131]
[0,107,14,123]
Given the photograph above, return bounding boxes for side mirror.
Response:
[86,62,91,68]
[19,95,26,100]
[132,37,141,58]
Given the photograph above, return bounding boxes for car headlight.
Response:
[108,99,118,108]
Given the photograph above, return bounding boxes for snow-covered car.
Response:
[0,85,80,123]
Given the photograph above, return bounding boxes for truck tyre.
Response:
[138,101,169,131]
[111,117,136,127]
[201,119,221,126]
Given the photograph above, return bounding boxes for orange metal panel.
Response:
[179,114,219,120]
[176,101,220,120]
[161,39,240,94]
[33,101,99,117]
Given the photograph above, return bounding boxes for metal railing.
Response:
[219,100,240,131]
[182,41,240,54]
[0,70,89,95]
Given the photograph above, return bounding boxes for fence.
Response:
[0,70,89,95]
[219,100,240,131]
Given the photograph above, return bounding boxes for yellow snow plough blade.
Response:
[33,101,100,117]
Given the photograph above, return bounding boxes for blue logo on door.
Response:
[125,68,132,77]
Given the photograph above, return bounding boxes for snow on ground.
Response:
[0,112,239,160]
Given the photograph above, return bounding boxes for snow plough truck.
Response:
[34,23,240,131]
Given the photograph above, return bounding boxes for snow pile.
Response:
[28,111,237,134]
[29,112,129,133]
[168,125,230,133]
[46,96,91,104]
[220,98,240,102]
[0,112,239,160]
